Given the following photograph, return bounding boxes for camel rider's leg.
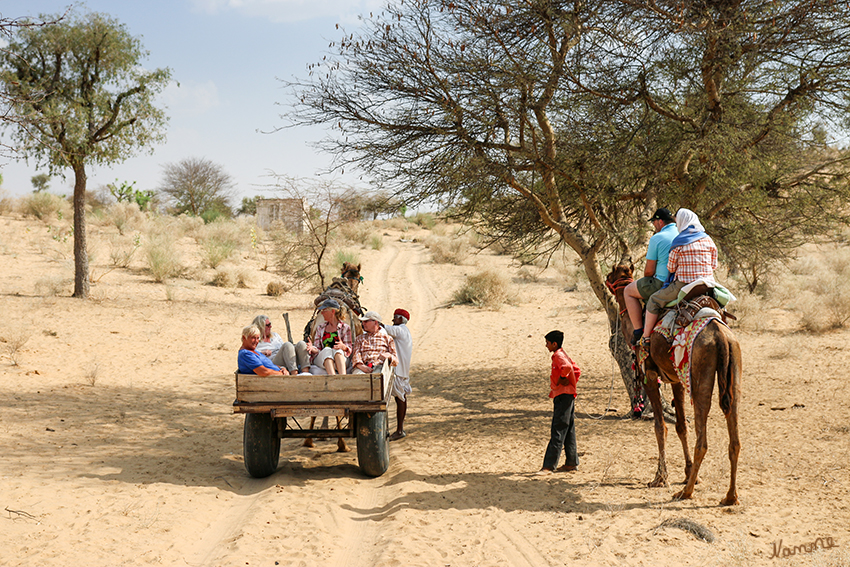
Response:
[624,281,645,344]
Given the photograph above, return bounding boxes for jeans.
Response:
[543,394,578,470]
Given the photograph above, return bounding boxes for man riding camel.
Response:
[640,208,718,343]
[625,208,678,346]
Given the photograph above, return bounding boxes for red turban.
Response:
[394,308,410,320]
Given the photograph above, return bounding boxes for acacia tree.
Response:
[289,0,850,413]
[0,10,170,298]
[159,157,236,221]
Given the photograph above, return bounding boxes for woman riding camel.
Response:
[641,208,718,343]
[306,298,353,375]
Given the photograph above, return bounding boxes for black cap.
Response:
[649,208,675,223]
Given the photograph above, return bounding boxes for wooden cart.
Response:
[233,360,393,478]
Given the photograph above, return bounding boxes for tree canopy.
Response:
[291,0,850,294]
[289,0,850,412]
[158,157,236,222]
[0,9,171,298]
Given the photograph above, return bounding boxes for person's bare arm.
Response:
[643,259,657,278]
[252,366,284,377]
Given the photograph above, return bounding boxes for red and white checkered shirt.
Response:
[667,236,718,283]
[351,328,398,368]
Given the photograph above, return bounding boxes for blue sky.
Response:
[0,0,380,201]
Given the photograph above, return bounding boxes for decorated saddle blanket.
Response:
[637,315,726,396]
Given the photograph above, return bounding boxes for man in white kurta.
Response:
[384,308,413,441]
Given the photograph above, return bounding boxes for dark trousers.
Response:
[543,393,578,470]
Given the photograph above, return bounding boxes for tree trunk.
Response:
[72,162,90,299]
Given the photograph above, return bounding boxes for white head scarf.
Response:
[675,208,705,233]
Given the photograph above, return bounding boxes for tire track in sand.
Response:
[329,237,438,567]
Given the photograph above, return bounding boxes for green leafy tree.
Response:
[158,157,235,220]
[238,195,258,216]
[290,0,850,413]
[0,10,171,298]
[31,173,50,192]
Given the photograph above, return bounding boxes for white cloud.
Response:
[188,0,383,24]
[159,79,221,115]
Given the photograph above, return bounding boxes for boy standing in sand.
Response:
[540,330,581,473]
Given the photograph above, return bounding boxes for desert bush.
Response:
[370,234,384,250]
[35,276,71,296]
[0,189,14,215]
[425,234,470,264]
[409,212,436,229]
[145,232,183,282]
[104,201,146,235]
[335,249,360,269]
[21,192,71,221]
[109,234,142,268]
[211,269,234,287]
[267,281,286,296]
[197,221,242,269]
[2,327,32,366]
[451,269,513,308]
[338,221,372,245]
[381,216,409,231]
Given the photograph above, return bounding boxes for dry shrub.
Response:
[104,202,146,235]
[211,269,234,287]
[780,247,850,332]
[2,327,32,366]
[0,189,15,215]
[108,233,141,268]
[409,212,436,229]
[370,234,384,250]
[35,276,71,297]
[197,220,243,269]
[381,216,409,231]
[267,281,286,296]
[452,269,513,308]
[338,222,372,245]
[21,192,71,222]
[144,230,183,282]
[425,234,471,264]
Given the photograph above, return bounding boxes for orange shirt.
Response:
[550,348,579,398]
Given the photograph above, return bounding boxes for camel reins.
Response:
[605,276,634,317]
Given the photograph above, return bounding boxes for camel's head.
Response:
[341,262,362,294]
[605,262,634,296]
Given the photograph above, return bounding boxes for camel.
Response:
[302,262,365,453]
[605,262,741,505]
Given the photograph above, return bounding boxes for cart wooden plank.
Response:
[235,373,383,403]
[271,407,347,418]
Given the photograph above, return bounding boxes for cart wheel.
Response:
[243,413,280,478]
[355,411,389,477]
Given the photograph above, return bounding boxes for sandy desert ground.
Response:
[1,212,849,567]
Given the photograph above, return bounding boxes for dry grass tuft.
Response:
[211,269,234,288]
[144,221,184,283]
[35,276,71,297]
[425,233,471,264]
[103,202,146,235]
[197,219,244,269]
[267,281,286,296]
[451,269,513,309]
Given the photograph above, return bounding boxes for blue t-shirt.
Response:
[237,349,280,374]
[646,223,677,281]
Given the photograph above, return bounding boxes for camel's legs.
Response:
[673,401,709,500]
[644,372,669,488]
[671,382,693,484]
[721,395,740,505]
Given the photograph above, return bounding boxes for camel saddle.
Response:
[672,283,736,328]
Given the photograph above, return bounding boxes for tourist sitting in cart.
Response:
[238,325,287,376]
[350,311,398,374]
[305,298,353,375]
[251,314,309,375]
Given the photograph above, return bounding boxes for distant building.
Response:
[256,198,305,233]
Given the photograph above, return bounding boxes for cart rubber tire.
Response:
[243,413,280,478]
[355,411,389,477]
